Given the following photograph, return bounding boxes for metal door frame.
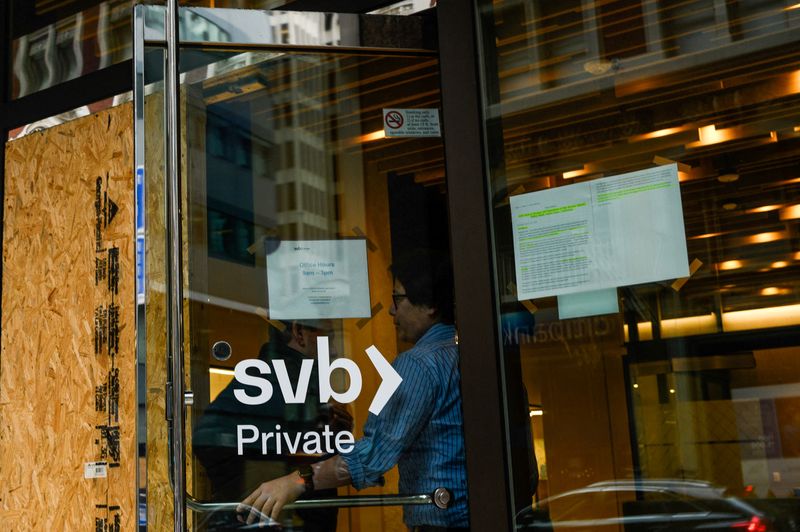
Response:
[0,0,514,530]
[133,5,503,531]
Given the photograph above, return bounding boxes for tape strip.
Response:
[357,302,384,329]
[671,258,703,291]
[352,226,378,252]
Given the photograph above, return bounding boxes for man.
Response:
[238,250,469,531]
[194,319,351,531]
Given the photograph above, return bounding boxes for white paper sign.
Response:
[558,288,619,320]
[510,164,689,300]
[266,239,371,320]
[383,108,441,137]
[84,462,108,479]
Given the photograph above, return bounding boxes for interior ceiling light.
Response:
[761,287,790,296]
[746,231,785,244]
[795,251,800,261]
[697,124,736,145]
[748,204,782,213]
[780,204,800,220]
[690,232,723,239]
[629,127,689,142]
[771,261,789,269]
[719,260,743,271]
[722,202,737,210]
[563,165,595,179]
[718,172,739,183]
[358,129,386,143]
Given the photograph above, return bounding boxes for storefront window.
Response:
[478,1,800,529]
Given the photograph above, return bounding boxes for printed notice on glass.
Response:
[510,164,689,300]
[383,108,441,138]
[266,239,371,320]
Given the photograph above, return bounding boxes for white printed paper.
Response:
[558,288,619,320]
[84,462,108,479]
[266,239,371,320]
[510,165,689,300]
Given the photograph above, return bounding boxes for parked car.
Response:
[516,479,775,531]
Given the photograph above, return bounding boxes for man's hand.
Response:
[324,401,354,433]
[237,472,306,525]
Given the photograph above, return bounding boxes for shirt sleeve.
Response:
[343,352,435,489]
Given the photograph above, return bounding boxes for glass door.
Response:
[135,6,469,531]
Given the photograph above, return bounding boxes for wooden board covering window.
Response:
[0,103,136,530]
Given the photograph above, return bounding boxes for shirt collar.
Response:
[416,322,457,346]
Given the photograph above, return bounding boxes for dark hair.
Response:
[390,249,455,324]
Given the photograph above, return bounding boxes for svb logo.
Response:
[233,337,402,416]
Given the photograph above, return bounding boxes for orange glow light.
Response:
[719,260,743,271]
[358,129,386,143]
[697,124,736,145]
[780,204,800,220]
[690,232,722,239]
[787,3,800,10]
[563,166,589,179]
[746,231,785,244]
[761,287,790,296]
[748,204,782,214]
[772,261,789,269]
[630,127,688,141]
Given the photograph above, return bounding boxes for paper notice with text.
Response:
[266,239,371,319]
[510,164,689,300]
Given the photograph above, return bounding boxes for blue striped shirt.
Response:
[343,323,469,527]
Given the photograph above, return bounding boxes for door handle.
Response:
[187,487,451,514]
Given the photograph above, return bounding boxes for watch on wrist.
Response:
[297,464,314,493]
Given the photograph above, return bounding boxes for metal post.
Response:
[165,0,186,530]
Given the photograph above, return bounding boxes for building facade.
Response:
[1,1,800,531]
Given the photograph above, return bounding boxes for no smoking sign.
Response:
[385,110,404,129]
[382,108,441,138]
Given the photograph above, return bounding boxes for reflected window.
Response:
[478,0,800,529]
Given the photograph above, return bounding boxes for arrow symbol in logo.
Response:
[365,345,403,415]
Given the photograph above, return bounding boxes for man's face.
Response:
[389,279,436,344]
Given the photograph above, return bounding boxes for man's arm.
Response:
[236,455,351,525]
[238,353,435,524]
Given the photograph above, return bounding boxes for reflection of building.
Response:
[12,0,132,99]
[202,13,350,267]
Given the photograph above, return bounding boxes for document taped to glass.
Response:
[266,239,371,320]
[510,164,689,301]
[383,108,441,137]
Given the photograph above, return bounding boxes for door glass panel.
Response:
[172,46,470,531]
[477,0,800,530]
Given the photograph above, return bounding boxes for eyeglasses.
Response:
[391,293,409,307]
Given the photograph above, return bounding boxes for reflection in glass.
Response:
[480,0,800,530]
[11,0,132,99]
[168,44,464,531]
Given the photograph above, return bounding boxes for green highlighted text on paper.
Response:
[509,164,689,301]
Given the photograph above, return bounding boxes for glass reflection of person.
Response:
[193,319,352,531]
[237,250,470,531]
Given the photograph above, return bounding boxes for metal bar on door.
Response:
[165,0,187,530]
[186,487,452,513]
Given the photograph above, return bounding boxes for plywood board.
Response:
[0,104,136,529]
